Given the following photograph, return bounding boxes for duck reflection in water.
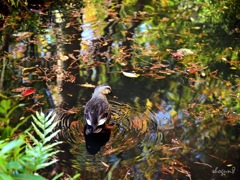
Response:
[84,126,111,155]
[84,84,116,154]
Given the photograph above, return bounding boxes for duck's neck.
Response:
[92,93,107,99]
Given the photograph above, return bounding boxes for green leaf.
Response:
[36,159,58,170]
[0,157,7,172]
[43,130,60,144]
[12,173,46,180]
[31,115,44,131]
[45,112,57,129]
[27,132,39,145]
[0,117,8,123]
[35,111,45,124]
[6,104,24,119]
[31,122,44,140]
[51,172,63,180]
[0,139,25,155]
[12,116,30,135]
[25,146,40,158]
[0,173,15,180]
[44,121,59,137]
[71,173,81,180]
[6,160,23,172]
[144,5,155,12]
[1,126,13,139]
[41,150,60,160]
[0,99,11,112]
[42,141,62,152]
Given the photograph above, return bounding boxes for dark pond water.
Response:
[1,0,240,179]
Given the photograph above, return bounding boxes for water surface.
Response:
[0,0,239,179]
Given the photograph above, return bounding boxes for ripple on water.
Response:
[51,100,165,179]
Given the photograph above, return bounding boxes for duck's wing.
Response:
[84,98,110,127]
[97,101,110,126]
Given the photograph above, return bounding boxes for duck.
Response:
[84,84,114,135]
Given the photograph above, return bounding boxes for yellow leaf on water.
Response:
[122,71,140,78]
[192,26,201,30]
[59,55,69,61]
[101,161,109,168]
[79,83,96,88]
[20,116,25,120]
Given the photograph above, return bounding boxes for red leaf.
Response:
[188,68,198,74]
[21,87,36,97]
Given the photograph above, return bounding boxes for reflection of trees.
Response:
[78,0,151,85]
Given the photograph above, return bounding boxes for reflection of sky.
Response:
[81,23,94,40]
[39,29,57,57]
[139,23,148,32]
[44,34,55,44]
[135,23,152,49]
[155,111,171,126]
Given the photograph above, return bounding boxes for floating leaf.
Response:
[21,87,36,97]
[12,87,28,92]
[13,32,33,38]
[59,54,69,61]
[171,52,184,57]
[188,68,198,74]
[101,161,110,168]
[12,87,36,97]
[230,66,237,70]
[191,26,201,30]
[122,71,140,78]
[79,83,96,88]
[177,48,194,56]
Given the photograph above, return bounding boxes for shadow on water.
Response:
[84,126,111,155]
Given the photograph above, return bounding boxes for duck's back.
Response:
[84,97,110,126]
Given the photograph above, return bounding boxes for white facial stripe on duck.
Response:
[93,85,112,97]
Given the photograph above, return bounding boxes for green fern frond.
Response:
[42,142,62,152]
[22,111,63,171]
[43,129,60,144]
[36,158,58,170]
[0,99,65,179]
[45,111,57,128]
[31,122,45,140]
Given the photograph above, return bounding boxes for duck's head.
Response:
[92,84,113,98]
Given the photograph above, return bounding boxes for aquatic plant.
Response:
[0,99,26,140]
[0,108,62,180]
